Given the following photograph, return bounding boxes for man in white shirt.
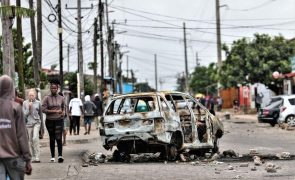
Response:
[69,95,83,135]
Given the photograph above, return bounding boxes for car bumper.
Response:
[258,117,276,123]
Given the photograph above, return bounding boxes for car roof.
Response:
[111,92,164,100]
[272,95,295,99]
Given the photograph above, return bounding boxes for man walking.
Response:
[93,94,103,129]
[0,75,32,179]
[69,94,83,135]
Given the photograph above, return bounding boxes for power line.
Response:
[229,0,277,12]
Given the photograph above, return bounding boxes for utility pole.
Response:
[113,42,119,93]
[65,3,93,98]
[93,17,98,93]
[215,0,222,67]
[67,44,74,72]
[57,0,63,91]
[29,0,39,88]
[131,69,134,92]
[16,0,25,97]
[77,0,84,98]
[196,52,201,67]
[36,0,42,78]
[126,55,129,80]
[154,54,158,91]
[183,22,189,92]
[99,0,104,96]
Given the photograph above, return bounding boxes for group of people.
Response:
[196,95,223,115]
[0,75,104,179]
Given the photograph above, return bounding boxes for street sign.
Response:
[290,56,295,72]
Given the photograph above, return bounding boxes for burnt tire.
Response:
[167,144,178,161]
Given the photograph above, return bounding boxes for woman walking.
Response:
[23,89,44,163]
[83,95,96,135]
[42,82,65,163]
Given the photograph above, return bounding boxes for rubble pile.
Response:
[81,149,291,175]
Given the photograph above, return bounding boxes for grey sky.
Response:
[1,0,295,90]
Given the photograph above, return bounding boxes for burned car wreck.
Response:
[99,92,224,160]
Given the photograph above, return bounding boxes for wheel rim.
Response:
[287,116,295,126]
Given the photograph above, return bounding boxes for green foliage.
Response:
[0,29,37,88]
[64,72,95,96]
[189,63,218,95]
[0,6,35,18]
[220,34,295,92]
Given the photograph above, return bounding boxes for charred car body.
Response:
[100,92,224,160]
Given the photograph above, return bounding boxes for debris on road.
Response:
[223,149,238,157]
[276,152,291,160]
[129,153,161,163]
[233,175,242,179]
[253,156,263,166]
[251,166,257,171]
[265,163,277,173]
[228,165,234,170]
[239,163,249,167]
[179,154,187,162]
[211,153,221,161]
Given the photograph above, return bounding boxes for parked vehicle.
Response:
[99,91,224,160]
[258,97,282,126]
[277,95,295,126]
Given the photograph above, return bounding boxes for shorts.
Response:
[84,116,93,125]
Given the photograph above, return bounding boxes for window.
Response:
[288,98,295,105]
[106,96,156,115]
[160,97,169,111]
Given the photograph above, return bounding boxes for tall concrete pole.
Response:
[183,22,189,92]
[215,0,222,67]
[77,0,84,99]
[93,18,98,93]
[99,0,104,95]
[58,0,64,91]
[16,0,25,97]
[37,0,42,77]
[154,54,158,91]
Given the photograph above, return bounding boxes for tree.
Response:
[64,72,94,97]
[189,63,218,95]
[0,4,35,80]
[220,34,295,93]
[0,29,41,90]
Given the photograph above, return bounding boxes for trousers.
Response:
[27,123,41,160]
[0,158,26,180]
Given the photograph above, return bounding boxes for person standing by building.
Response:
[83,95,97,135]
[255,93,264,113]
[93,94,103,129]
[23,89,44,163]
[217,96,223,112]
[0,75,32,179]
[69,94,83,135]
[42,82,65,163]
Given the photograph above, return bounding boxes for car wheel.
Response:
[167,144,178,161]
[286,115,295,126]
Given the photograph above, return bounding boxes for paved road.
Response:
[27,114,295,180]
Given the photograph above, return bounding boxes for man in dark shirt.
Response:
[93,94,103,129]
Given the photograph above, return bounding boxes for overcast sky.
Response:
[2,0,295,91]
